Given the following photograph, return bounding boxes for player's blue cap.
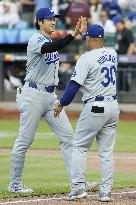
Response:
[83,24,104,40]
[112,14,123,25]
[36,8,61,20]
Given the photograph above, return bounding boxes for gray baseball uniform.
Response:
[10,32,73,185]
[70,47,120,194]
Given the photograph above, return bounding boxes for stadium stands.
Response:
[0,28,36,44]
[4,29,19,44]
[19,28,36,43]
[0,28,4,44]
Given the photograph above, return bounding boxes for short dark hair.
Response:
[120,19,125,24]
[35,19,44,30]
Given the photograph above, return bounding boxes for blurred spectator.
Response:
[20,0,35,27]
[52,0,59,13]
[101,0,119,3]
[98,9,116,33]
[0,0,20,28]
[4,65,23,91]
[118,0,128,10]
[65,0,92,29]
[102,1,122,19]
[56,0,72,29]
[113,14,135,91]
[34,0,51,11]
[127,13,136,27]
[125,19,133,30]
[113,15,135,55]
[126,0,136,13]
[89,0,102,23]
[51,30,68,39]
[58,62,73,90]
[13,64,25,85]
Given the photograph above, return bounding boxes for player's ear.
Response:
[38,20,44,27]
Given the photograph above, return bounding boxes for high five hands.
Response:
[72,16,88,38]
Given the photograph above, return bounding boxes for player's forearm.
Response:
[127,43,135,55]
[60,80,81,106]
[41,34,74,54]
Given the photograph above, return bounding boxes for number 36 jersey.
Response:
[71,47,118,102]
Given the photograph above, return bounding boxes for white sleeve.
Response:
[71,56,90,86]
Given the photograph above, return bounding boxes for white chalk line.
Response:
[0,190,136,205]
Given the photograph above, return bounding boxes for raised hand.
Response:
[72,16,88,37]
[76,16,88,35]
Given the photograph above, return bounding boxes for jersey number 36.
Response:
[101,65,117,87]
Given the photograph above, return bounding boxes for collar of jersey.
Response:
[40,33,52,41]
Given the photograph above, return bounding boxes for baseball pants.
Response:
[70,100,120,194]
[10,83,73,184]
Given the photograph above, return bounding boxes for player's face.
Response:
[41,17,57,34]
[115,22,122,31]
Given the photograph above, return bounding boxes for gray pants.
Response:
[10,84,73,184]
[71,100,120,194]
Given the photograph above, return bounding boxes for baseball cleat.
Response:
[85,181,99,192]
[8,182,33,193]
[64,189,88,201]
[98,192,111,202]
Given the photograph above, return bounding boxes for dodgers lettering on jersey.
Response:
[45,52,59,65]
[25,33,59,86]
[71,47,118,102]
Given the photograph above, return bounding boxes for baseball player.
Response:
[54,24,120,202]
[8,8,88,193]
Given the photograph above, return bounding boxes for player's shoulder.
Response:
[77,51,97,65]
[79,50,94,59]
[104,47,117,56]
[79,50,100,61]
[28,32,51,45]
[77,52,90,64]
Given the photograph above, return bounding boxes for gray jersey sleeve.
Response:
[27,34,50,54]
[71,55,91,86]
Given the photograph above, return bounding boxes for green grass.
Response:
[0,120,136,152]
[0,155,136,199]
[0,120,136,199]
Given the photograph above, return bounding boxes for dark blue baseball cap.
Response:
[83,24,104,40]
[112,14,122,25]
[36,8,61,20]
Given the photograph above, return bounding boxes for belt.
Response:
[84,95,117,104]
[28,82,56,93]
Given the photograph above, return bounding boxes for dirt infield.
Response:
[1,149,136,174]
[0,109,136,121]
[0,189,136,205]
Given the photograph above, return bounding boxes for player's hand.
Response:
[72,16,87,37]
[54,103,63,118]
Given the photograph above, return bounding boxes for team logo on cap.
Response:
[49,8,54,13]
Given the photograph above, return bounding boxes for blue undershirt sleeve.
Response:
[60,80,81,106]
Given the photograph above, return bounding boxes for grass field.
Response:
[0,120,136,152]
[0,120,136,199]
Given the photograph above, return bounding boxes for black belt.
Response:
[84,95,117,104]
[29,82,56,93]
